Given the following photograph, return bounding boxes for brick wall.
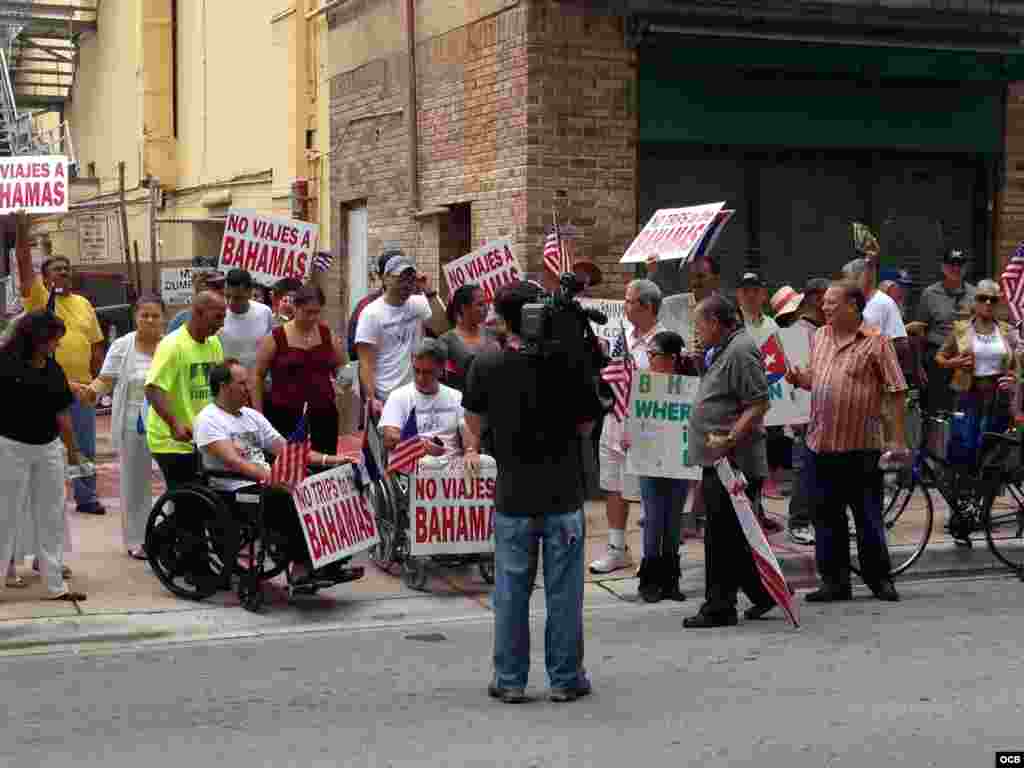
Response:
[525,1,637,300]
[996,82,1024,274]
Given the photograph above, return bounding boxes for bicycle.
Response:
[875,391,1024,577]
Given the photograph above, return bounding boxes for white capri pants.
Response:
[0,435,69,594]
[120,428,153,552]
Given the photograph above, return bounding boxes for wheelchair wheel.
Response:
[369,478,398,569]
[401,556,429,591]
[145,484,228,601]
[235,524,289,582]
[478,559,495,585]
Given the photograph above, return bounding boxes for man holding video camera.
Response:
[464,280,603,704]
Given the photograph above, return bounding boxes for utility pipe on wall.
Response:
[406,0,419,214]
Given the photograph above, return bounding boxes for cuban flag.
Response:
[270,409,311,489]
[716,459,799,628]
[760,334,788,386]
[386,407,428,476]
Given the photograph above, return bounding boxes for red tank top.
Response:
[268,323,340,412]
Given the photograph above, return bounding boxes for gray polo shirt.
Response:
[915,280,976,347]
[689,328,769,480]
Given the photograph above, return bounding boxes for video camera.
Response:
[520,272,609,376]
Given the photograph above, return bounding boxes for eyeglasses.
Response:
[977,295,1000,304]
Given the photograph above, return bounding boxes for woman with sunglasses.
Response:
[628,330,697,602]
[935,279,1019,473]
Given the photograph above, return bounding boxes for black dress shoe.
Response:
[805,585,853,603]
[743,600,776,620]
[683,609,738,629]
[870,580,900,602]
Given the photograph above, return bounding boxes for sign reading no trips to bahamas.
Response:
[291,464,379,570]
[218,208,319,286]
[0,155,69,215]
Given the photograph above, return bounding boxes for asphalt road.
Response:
[3,576,1023,768]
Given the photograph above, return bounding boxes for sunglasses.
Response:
[977,295,1000,304]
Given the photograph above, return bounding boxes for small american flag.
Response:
[311,250,334,273]
[1000,242,1024,323]
[601,348,634,423]
[386,408,428,476]
[270,411,311,488]
[543,227,571,279]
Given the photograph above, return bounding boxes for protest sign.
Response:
[0,155,69,215]
[409,455,497,556]
[161,268,194,305]
[579,298,633,352]
[658,292,697,353]
[218,208,318,286]
[620,202,726,264]
[626,372,702,480]
[291,464,379,570]
[442,239,521,302]
[763,327,811,427]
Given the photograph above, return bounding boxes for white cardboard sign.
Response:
[0,155,69,214]
[409,455,497,556]
[442,239,522,302]
[763,327,812,427]
[160,268,194,305]
[621,202,726,264]
[625,372,702,480]
[218,208,318,286]
[291,464,379,569]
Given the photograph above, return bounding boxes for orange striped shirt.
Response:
[806,324,907,454]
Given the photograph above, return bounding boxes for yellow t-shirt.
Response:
[145,326,224,455]
[25,277,104,384]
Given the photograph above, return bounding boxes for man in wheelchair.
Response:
[194,359,360,589]
[379,338,466,458]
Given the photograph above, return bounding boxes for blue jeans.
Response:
[787,433,812,530]
[70,399,100,511]
[493,509,586,691]
[638,476,688,558]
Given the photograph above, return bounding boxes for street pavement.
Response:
[1,575,1022,767]
[0,415,1019,652]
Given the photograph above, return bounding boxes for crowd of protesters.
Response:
[5,205,1015,703]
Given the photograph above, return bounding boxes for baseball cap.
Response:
[738,271,765,288]
[804,277,831,295]
[944,249,967,265]
[383,254,416,276]
[379,248,403,276]
[199,269,225,286]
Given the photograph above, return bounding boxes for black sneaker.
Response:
[549,680,592,703]
[682,609,738,629]
[487,683,528,704]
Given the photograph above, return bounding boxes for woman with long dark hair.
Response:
[0,311,86,600]
[438,284,497,392]
[251,284,344,453]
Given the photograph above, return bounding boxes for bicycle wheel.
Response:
[983,478,1024,573]
[852,470,933,577]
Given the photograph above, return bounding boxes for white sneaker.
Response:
[787,525,815,546]
[589,545,633,574]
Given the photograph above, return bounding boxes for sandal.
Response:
[128,548,148,561]
[48,590,86,602]
[5,575,28,588]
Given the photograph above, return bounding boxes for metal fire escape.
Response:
[0,1,97,166]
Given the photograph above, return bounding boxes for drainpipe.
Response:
[406,0,419,214]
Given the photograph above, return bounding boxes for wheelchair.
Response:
[144,456,364,612]
[363,412,495,591]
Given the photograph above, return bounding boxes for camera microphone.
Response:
[582,307,608,326]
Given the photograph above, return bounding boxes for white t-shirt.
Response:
[219,301,273,371]
[863,291,907,340]
[973,331,1006,377]
[379,382,464,454]
[354,295,432,398]
[194,404,283,491]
